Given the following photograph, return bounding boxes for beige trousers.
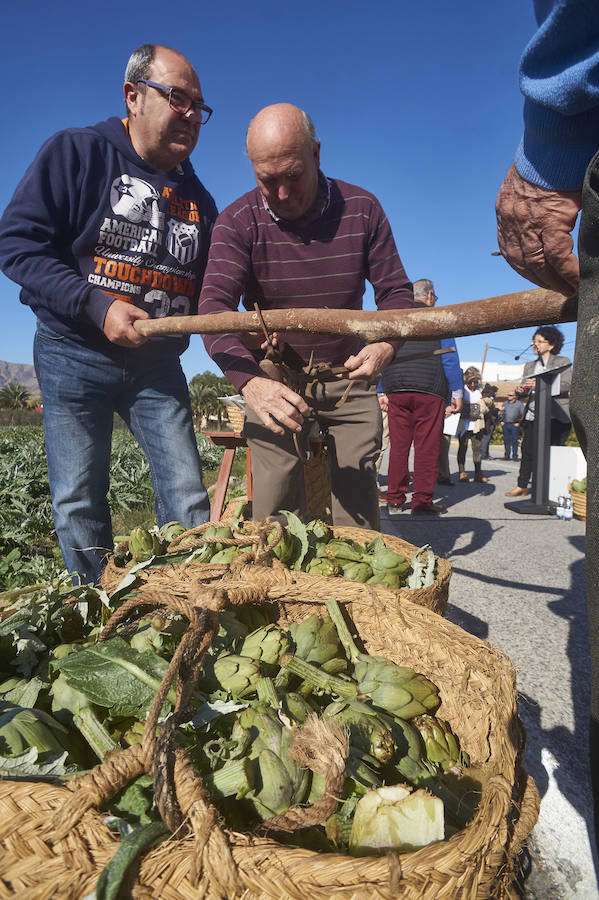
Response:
[244,380,382,528]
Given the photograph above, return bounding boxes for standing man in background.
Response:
[401,279,465,487]
[0,43,217,584]
[382,278,462,513]
[495,0,599,852]
[500,390,525,462]
[198,103,413,529]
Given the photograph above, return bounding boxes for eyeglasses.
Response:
[532,337,549,345]
[136,79,213,124]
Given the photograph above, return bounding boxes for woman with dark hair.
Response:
[505,326,572,497]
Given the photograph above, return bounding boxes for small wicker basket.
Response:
[225,405,246,433]
[568,482,587,521]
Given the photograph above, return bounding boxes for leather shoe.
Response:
[379,491,405,509]
[505,486,529,497]
[412,503,448,515]
[437,478,455,486]
[473,473,488,483]
[459,472,469,482]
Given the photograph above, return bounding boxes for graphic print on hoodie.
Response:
[0,116,217,358]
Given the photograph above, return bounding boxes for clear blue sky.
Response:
[0,0,578,380]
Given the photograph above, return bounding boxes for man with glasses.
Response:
[198,102,413,528]
[0,43,217,584]
[499,390,525,461]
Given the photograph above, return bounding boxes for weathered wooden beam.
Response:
[134,287,577,342]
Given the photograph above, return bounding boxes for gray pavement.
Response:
[378,446,597,899]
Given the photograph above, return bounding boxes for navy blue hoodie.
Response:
[0,116,217,360]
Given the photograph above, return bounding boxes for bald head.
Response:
[245,103,321,221]
[246,103,316,158]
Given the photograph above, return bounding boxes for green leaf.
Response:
[93,822,169,900]
[0,747,71,779]
[55,637,173,718]
[279,510,309,570]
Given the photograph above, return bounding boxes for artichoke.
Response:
[266,525,298,566]
[279,692,318,725]
[194,525,235,563]
[324,597,440,719]
[322,539,365,562]
[250,748,295,818]
[324,699,396,765]
[129,526,164,562]
[157,521,187,543]
[239,624,290,672]
[305,558,341,577]
[354,657,440,720]
[210,546,243,565]
[412,714,469,772]
[340,561,373,583]
[290,614,342,665]
[366,572,401,588]
[238,706,310,807]
[213,654,262,698]
[306,519,333,543]
[368,547,410,573]
[349,784,444,855]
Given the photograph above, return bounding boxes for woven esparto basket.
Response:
[568,482,587,521]
[217,501,451,616]
[225,405,246,433]
[0,589,538,899]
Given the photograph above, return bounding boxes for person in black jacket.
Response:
[381,279,457,515]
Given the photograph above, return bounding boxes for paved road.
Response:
[378,448,597,898]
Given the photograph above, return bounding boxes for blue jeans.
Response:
[502,423,520,459]
[34,322,209,584]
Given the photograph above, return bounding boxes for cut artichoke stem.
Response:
[280,654,358,699]
[324,597,363,664]
[204,756,254,800]
[256,676,279,708]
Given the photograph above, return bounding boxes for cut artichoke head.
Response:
[349,784,444,855]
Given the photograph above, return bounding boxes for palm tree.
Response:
[189,371,236,429]
[0,382,32,409]
[188,380,219,431]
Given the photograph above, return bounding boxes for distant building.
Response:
[460,362,524,382]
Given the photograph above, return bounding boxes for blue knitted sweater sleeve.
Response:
[516,0,599,190]
[440,338,464,397]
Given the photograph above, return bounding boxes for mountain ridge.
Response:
[0,361,39,394]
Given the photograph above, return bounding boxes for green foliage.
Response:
[188,370,235,430]
[0,382,32,410]
[0,427,228,590]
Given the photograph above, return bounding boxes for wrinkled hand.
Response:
[241,376,310,436]
[104,300,149,346]
[495,163,581,296]
[344,342,395,381]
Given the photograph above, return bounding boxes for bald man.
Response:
[198,103,413,527]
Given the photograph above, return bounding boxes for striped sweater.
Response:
[198,174,413,390]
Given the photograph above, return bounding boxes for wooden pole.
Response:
[134,287,577,342]
[480,342,489,380]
